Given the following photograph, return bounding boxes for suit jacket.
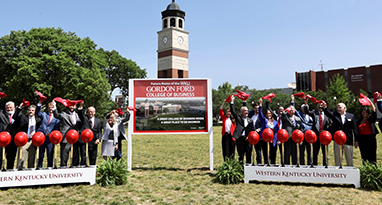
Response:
[13,107,42,138]
[0,109,20,137]
[323,107,358,145]
[304,106,331,135]
[356,110,379,135]
[243,101,261,130]
[117,112,130,140]
[53,109,81,143]
[35,104,61,137]
[281,112,303,139]
[377,100,382,132]
[78,108,102,143]
[230,103,254,140]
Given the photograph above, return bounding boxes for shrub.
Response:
[359,161,382,191]
[96,158,128,186]
[215,157,243,185]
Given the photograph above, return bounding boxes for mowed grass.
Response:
[0,126,382,204]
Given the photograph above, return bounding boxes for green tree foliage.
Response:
[101,49,147,96]
[212,82,234,120]
[0,27,145,117]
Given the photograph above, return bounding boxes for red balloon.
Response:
[0,131,11,147]
[81,129,94,143]
[277,129,289,143]
[32,132,45,147]
[14,132,28,147]
[319,131,332,146]
[49,131,63,145]
[66,130,79,144]
[333,130,347,145]
[304,130,317,144]
[262,128,274,143]
[248,131,259,145]
[292,130,304,143]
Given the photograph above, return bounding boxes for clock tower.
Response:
[157,0,189,78]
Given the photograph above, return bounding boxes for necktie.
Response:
[277,116,281,128]
[9,114,12,124]
[48,114,52,124]
[291,117,296,127]
[319,112,323,131]
[90,119,93,129]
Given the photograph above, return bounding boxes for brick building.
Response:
[295,64,382,95]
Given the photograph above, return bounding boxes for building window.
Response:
[178,19,183,28]
[170,18,176,27]
[163,19,168,29]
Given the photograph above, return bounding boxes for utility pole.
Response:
[319,60,324,71]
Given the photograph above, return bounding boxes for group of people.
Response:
[0,96,130,169]
[219,93,382,166]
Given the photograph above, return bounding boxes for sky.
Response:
[1,0,382,94]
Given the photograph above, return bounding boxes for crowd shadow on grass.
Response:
[133,167,184,171]
[248,180,357,189]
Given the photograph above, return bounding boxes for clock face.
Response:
[162,36,168,44]
[178,36,184,44]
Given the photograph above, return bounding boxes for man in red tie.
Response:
[35,99,60,168]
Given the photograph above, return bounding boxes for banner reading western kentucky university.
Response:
[130,79,211,134]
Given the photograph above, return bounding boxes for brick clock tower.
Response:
[157,0,189,78]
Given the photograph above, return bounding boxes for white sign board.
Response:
[244,165,360,188]
[0,167,96,188]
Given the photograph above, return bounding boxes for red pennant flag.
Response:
[284,107,292,116]
[234,90,250,101]
[305,94,317,103]
[374,91,380,103]
[68,100,84,106]
[261,93,276,103]
[0,92,7,98]
[22,98,30,107]
[116,108,125,115]
[293,92,305,99]
[315,100,327,107]
[225,94,232,103]
[35,90,47,102]
[359,93,371,106]
[127,106,137,112]
[53,97,69,108]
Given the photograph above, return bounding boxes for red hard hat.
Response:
[262,128,274,143]
[66,129,79,144]
[81,129,94,143]
[292,130,304,143]
[304,130,317,144]
[32,132,45,147]
[277,129,289,143]
[0,131,11,147]
[319,131,332,146]
[248,131,259,145]
[49,131,63,145]
[333,130,347,145]
[14,132,28,147]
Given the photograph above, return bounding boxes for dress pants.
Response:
[312,139,328,166]
[113,136,124,161]
[17,140,36,169]
[5,141,17,169]
[358,134,377,163]
[236,136,252,164]
[73,141,86,166]
[261,140,278,164]
[283,138,297,165]
[60,142,71,166]
[334,143,353,166]
[254,142,262,164]
[221,133,235,161]
[88,139,98,165]
[299,139,311,165]
[38,136,54,168]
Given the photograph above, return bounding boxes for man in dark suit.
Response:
[304,101,331,166]
[243,101,262,164]
[13,103,42,169]
[230,96,254,164]
[76,103,102,166]
[52,101,81,167]
[1,101,18,169]
[35,100,61,168]
[280,105,303,165]
[323,102,358,166]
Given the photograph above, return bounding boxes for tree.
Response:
[101,49,147,96]
[0,27,132,117]
[212,82,234,120]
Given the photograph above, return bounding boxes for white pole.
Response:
[127,79,134,172]
[207,79,213,171]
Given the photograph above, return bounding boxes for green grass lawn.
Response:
[0,126,381,204]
